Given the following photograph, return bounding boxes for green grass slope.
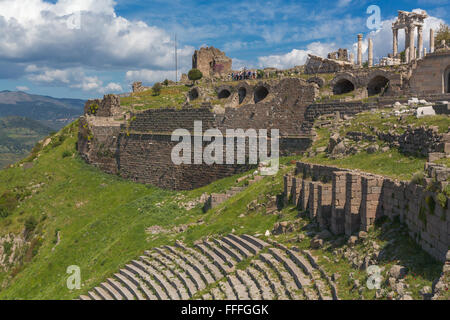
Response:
[0,114,445,300]
[0,121,287,299]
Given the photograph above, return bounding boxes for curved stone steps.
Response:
[286,249,332,300]
[259,253,305,300]
[222,235,253,258]
[154,247,207,291]
[88,290,102,300]
[202,293,213,300]
[212,238,244,262]
[146,251,197,298]
[107,277,135,300]
[239,234,270,251]
[164,245,216,286]
[100,282,123,300]
[210,287,225,300]
[246,266,276,300]
[302,250,339,300]
[218,279,238,300]
[114,272,145,300]
[138,255,183,300]
[236,269,262,300]
[301,249,338,300]
[267,247,314,299]
[251,260,289,300]
[175,242,224,281]
[227,274,250,300]
[93,286,114,300]
[203,241,236,268]
[195,243,232,274]
[122,264,159,300]
[78,235,338,301]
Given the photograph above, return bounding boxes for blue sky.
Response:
[0,0,448,99]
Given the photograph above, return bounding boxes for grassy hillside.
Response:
[0,114,445,299]
[120,86,190,111]
[0,121,285,299]
[0,116,53,169]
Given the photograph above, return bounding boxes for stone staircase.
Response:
[79,234,338,300]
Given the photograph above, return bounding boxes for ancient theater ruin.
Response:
[79,10,450,190]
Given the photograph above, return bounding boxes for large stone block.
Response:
[331,171,347,235]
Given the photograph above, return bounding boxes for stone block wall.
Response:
[377,126,449,157]
[299,179,310,212]
[317,184,333,230]
[360,176,384,232]
[292,177,302,207]
[344,173,362,236]
[301,102,378,133]
[409,51,450,95]
[308,182,320,219]
[84,94,122,117]
[331,172,347,235]
[284,161,450,262]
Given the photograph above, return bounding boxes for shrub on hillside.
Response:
[411,172,425,186]
[188,68,203,84]
[24,216,38,237]
[62,150,72,158]
[152,82,162,96]
[0,191,18,218]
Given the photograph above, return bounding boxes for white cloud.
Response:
[101,82,123,93]
[257,42,337,69]
[25,65,122,93]
[16,86,29,91]
[337,0,352,8]
[125,69,178,84]
[0,0,194,72]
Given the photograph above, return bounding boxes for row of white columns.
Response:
[393,26,435,63]
[353,27,436,67]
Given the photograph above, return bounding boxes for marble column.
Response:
[405,28,410,57]
[430,28,435,53]
[368,38,373,67]
[357,34,363,67]
[393,28,398,57]
[418,26,423,58]
[409,25,415,62]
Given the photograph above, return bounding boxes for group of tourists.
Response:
[231,69,257,81]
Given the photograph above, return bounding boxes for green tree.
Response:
[188,68,203,85]
[435,23,450,45]
[399,50,406,63]
[152,82,162,96]
[163,79,169,86]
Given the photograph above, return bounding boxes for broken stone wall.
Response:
[284,161,450,262]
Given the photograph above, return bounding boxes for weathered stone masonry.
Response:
[79,78,316,190]
[285,162,449,262]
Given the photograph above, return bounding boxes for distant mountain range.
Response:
[0,90,85,129]
[0,116,53,168]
